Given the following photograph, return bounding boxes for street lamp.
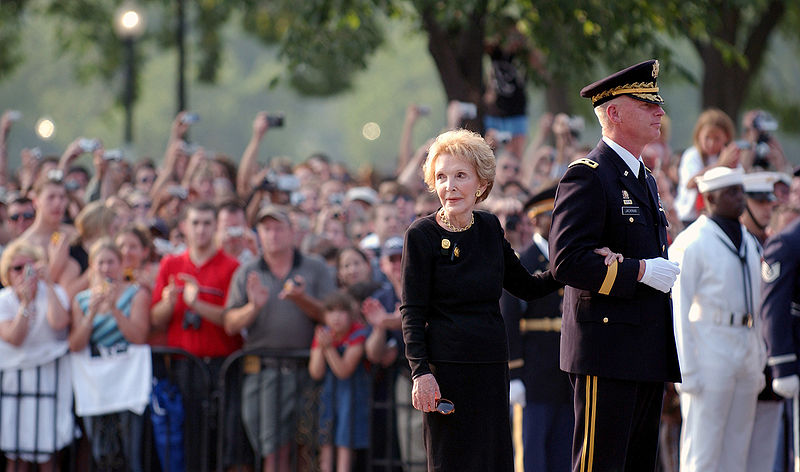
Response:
[114,3,145,146]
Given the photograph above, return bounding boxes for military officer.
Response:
[501,185,573,472]
[549,59,681,472]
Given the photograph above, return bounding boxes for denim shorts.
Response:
[484,114,529,136]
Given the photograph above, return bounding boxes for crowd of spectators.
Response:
[0,98,797,472]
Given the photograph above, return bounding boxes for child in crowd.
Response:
[309,291,371,472]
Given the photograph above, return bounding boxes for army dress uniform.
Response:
[501,186,573,472]
[549,60,681,472]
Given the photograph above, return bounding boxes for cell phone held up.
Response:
[78,138,101,153]
[265,113,285,128]
[180,113,200,125]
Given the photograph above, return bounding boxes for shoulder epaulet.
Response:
[568,158,599,169]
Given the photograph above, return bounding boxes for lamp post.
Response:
[114,4,145,146]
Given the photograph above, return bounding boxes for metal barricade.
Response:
[149,346,213,472]
[216,348,314,472]
[0,346,425,471]
[0,354,77,472]
[215,349,422,472]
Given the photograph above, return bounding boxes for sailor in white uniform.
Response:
[669,166,766,472]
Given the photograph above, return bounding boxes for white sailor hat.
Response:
[696,166,744,194]
[742,171,779,201]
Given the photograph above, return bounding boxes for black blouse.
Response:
[400,211,561,379]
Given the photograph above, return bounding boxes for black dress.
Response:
[401,211,561,471]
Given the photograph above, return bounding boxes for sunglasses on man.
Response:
[9,212,34,222]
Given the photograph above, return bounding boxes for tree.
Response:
[2,0,798,125]
[664,0,788,121]
[0,0,28,81]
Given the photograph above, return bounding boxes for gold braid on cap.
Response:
[591,81,659,104]
[527,199,555,219]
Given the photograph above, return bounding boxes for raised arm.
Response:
[237,113,269,199]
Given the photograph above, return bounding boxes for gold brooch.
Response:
[453,247,460,258]
[441,239,451,249]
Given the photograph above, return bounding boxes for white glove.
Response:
[509,379,526,407]
[676,372,702,395]
[772,375,800,399]
[640,258,680,293]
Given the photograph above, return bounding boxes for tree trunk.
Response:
[420,5,487,132]
[544,82,571,115]
[696,0,785,122]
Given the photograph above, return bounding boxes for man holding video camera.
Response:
[740,109,790,173]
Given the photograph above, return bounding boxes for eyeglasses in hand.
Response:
[436,398,455,415]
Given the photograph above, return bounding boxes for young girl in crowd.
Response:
[335,247,373,289]
[309,291,371,472]
[68,238,151,470]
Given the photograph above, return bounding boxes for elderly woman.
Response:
[401,129,619,471]
[0,241,72,470]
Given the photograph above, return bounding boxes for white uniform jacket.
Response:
[669,215,766,383]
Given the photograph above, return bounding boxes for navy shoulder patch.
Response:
[568,158,599,169]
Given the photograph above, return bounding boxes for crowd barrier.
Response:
[0,346,423,472]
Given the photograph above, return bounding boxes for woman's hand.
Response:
[717,142,741,168]
[594,247,624,266]
[412,373,441,413]
[18,272,37,305]
[88,285,106,315]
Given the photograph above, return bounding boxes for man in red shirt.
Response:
[151,201,252,470]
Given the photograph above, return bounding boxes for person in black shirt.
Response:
[400,129,620,471]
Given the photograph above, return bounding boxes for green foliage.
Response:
[0,0,28,81]
[240,0,386,96]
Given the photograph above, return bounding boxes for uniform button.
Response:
[602,317,609,324]
[558,288,564,296]
[629,217,634,223]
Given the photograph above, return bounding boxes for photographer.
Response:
[740,109,790,173]
[215,200,258,264]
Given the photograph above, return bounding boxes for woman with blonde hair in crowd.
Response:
[59,201,118,300]
[0,240,72,471]
[674,108,742,225]
[69,238,151,471]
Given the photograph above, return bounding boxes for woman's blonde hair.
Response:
[89,237,123,264]
[75,201,116,241]
[0,240,44,287]
[692,108,735,157]
[88,238,122,284]
[422,129,496,203]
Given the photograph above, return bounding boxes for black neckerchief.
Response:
[709,215,753,317]
[710,214,742,251]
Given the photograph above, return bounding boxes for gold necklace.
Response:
[440,209,474,232]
